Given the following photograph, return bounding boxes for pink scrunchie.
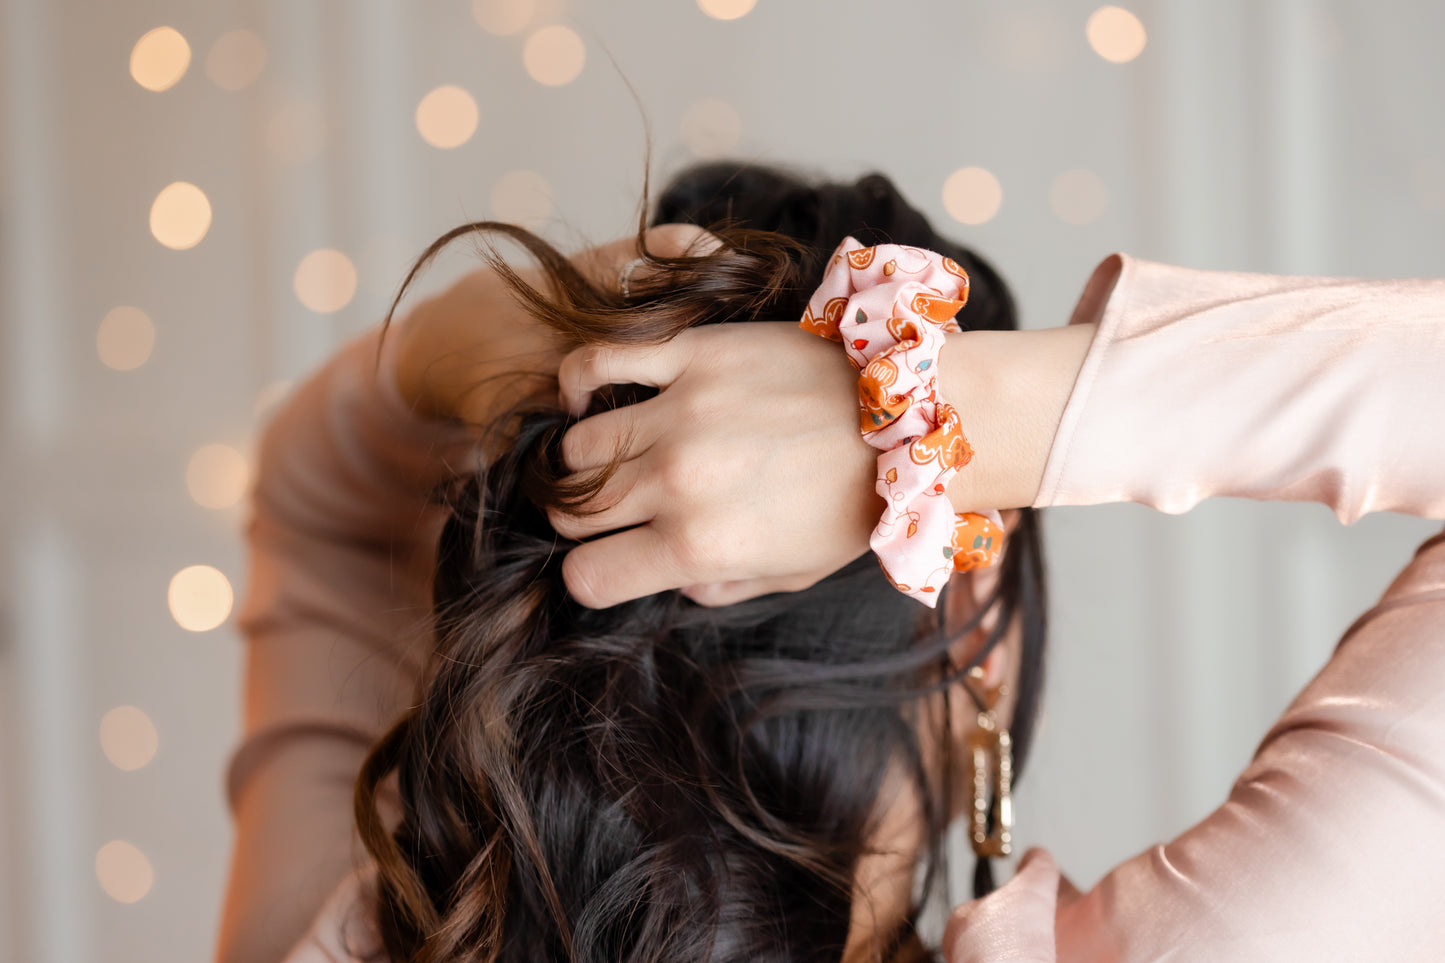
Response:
[800,237,1004,605]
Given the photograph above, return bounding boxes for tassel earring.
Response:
[964,666,1013,859]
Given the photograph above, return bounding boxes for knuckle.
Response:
[657,446,704,498]
[559,423,590,470]
[579,345,611,379]
[670,517,727,577]
[644,223,708,259]
[675,389,713,425]
[547,507,581,540]
[683,583,728,608]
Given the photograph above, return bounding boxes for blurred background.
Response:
[2,0,1442,960]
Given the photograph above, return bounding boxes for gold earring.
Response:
[964,668,1013,859]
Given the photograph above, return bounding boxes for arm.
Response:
[215,323,478,963]
[215,227,705,963]
[942,257,1445,962]
[944,522,1445,963]
[554,255,1445,606]
[1058,527,1445,961]
[1025,255,1445,521]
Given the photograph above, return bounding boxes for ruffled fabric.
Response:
[801,236,1004,605]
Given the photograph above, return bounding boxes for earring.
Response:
[964,667,1013,859]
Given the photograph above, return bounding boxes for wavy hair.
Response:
[353,163,1049,963]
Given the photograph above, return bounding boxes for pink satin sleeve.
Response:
[1034,254,1445,521]
[215,324,477,963]
[947,256,1445,962]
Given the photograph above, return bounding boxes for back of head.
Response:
[355,164,1047,963]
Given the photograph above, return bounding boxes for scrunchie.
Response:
[800,237,1004,605]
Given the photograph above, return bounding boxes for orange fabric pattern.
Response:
[800,236,1004,604]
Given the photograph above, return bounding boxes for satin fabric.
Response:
[942,256,1445,962]
[216,256,1445,963]
[800,236,1005,603]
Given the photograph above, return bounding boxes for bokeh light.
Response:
[206,29,267,91]
[491,170,554,230]
[266,100,324,165]
[523,26,586,87]
[472,0,534,36]
[1050,169,1109,225]
[698,0,757,21]
[99,706,159,771]
[293,249,358,314]
[1087,6,1147,64]
[186,444,250,510]
[942,167,1003,226]
[681,99,741,159]
[168,565,234,633]
[130,26,190,92]
[149,182,212,250]
[415,85,479,149]
[96,841,154,903]
[97,306,155,371]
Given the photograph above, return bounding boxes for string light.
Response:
[491,170,554,230]
[1050,169,1109,225]
[523,26,586,87]
[186,444,250,510]
[472,0,534,36]
[942,167,1003,226]
[100,707,159,771]
[698,0,757,21]
[168,565,233,632]
[415,85,479,149]
[130,26,190,92]
[97,306,155,371]
[293,249,358,314]
[206,29,267,91]
[96,841,154,903]
[150,182,211,250]
[1086,6,1147,64]
[681,99,741,159]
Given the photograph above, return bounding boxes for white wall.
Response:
[2,1,1442,960]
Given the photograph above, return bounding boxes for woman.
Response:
[217,162,1445,962]
[552,182,1445,959]
[217,165,1049,963]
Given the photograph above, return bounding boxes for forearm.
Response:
[938,322,1099,514]
[222,322,475,963]
[1028,255,1445,522]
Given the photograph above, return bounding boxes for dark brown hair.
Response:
[353,163,1048,963]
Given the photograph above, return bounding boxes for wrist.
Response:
[938,323,1097,512]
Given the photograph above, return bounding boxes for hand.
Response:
[550,321,883,608]
[549,317,1097,609]
[392,224,716,425]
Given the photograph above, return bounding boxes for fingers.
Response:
[559,395,666,471]
[557,339,691,416]
[681,571,830,608]
[562,525,684,609]
[547,460,655,541]
[571,223,723,296]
